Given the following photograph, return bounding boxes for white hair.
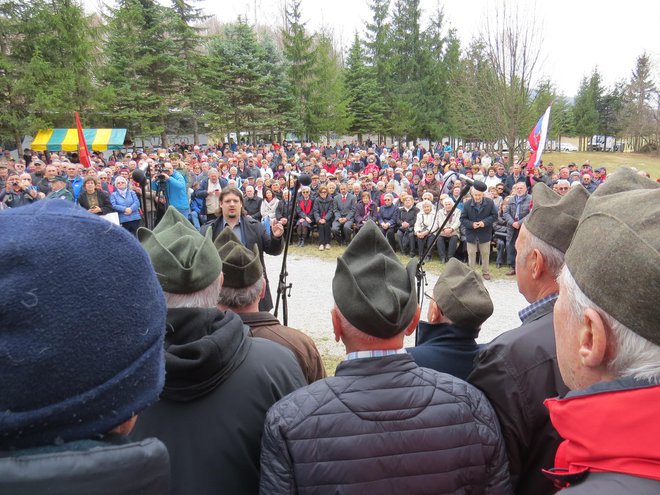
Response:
[164,277,222,309]
[217,277,264,309]
[558,266,660,383]
[518,229,565,277]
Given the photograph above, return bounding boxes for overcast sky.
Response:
[87,0,660,97]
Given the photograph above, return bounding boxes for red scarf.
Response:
[298,199,313,215]
[544,384,660,487]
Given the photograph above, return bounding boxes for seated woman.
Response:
[414,199,438,260]
[77,177,113,216]
[294,186,314,247]
[260,188,279,227]
[436,197,461,263]
[313,186,333,251]
[353,191,377,233]
[493,196,510,269]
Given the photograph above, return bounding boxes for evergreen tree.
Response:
[101,0,178,146]
[572,71,601,151]
[0,0,98,152]
[169,0,211,144]
[344,33,381,142]
[309,33,349,142]
[281,0,316,139]
[389,0,423,143]
[621,53,656,151]
[208,19,277,143]
[363,0,390,138]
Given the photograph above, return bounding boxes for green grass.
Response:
[322,354,344,377]
[288,241,514,280]
[542,151,660,180]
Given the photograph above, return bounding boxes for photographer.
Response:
[0,173,38,208]
[151,161,189,220]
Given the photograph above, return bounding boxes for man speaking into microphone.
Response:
[202,186,285,312]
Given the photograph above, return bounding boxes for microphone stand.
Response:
[414,181,472,345]
[274,174,308,325]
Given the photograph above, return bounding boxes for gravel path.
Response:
[264,252,527,358]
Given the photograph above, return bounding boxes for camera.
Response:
[154,162,168,182]
[10,181,19,186]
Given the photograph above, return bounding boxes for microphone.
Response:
[288,171,312,186]
[458,174,487,192]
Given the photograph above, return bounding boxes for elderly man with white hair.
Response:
[132,207,305,495]
[545,169,660,494]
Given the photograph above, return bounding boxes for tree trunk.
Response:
[192,117,199,146]
[15,132,23,157]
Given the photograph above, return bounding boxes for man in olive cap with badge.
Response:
[469,183,590,495]
[215,228,326,383]
[260,221,512,494]
[545,168,660,493]
[131,207,306,495]
[407,258,494,381]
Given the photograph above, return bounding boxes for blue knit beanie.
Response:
[0,201,167,449]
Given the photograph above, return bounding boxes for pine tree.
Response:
[208,19,277,142]
[281,0,316,140]
[0,0,98,152]
[344,33,381,143]
[363,0,390,138]
[622,53,656,151]
[572,72,601,151]
[169,0,210,144]
[101,0,178,146]
[309,33,349,142]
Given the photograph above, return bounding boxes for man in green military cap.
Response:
[215,228,326,384]
[469,183,590,495]
[260,220,512,494]
[546,168,660,493]
[46,175,74,201]
[132,207,305,495]
[407,258,493,381]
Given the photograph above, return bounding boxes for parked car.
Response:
[556,142,578,152]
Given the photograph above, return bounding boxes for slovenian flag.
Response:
[527,106,551,171]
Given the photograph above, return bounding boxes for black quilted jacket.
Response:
[260,353,512,495]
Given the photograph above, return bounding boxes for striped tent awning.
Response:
[30,128,127,152]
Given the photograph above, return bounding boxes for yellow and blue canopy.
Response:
[31,128,127,152]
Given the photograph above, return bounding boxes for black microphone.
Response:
[458,174,487,192]
[288,171,312,186]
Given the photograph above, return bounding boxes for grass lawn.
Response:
[541,151,660,180]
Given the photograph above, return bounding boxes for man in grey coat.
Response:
[503,181,532,275]
[469,184,590,495]
[260,221,512,495]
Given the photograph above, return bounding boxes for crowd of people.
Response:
[4,140,648,280]
[1,144,659,495]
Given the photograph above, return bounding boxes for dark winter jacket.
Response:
[460,196,498,244]
[397,205,419,232]
[407,321,482,381]
[0,436,170,495]
[132,308,306,495]
[260,353,513,494]
[469,297,567,495]
[312,196,334,223]
[77,189,114,215]
[244,195,263,220]
[203,215,283,311]
[239,311,326,384]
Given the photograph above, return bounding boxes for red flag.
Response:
[75,111,92,168]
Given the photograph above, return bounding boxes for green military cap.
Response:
[524,182,590,253]
[138,207,222,294]
[433,258,493,330]
[213,227,263,289]
[333,220,417,339]
[565,168,660,345]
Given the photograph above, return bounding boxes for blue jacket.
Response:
[110,189,141,223]
[153,170,188,212]
[407,321,482,381]
[67,176,84,201]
